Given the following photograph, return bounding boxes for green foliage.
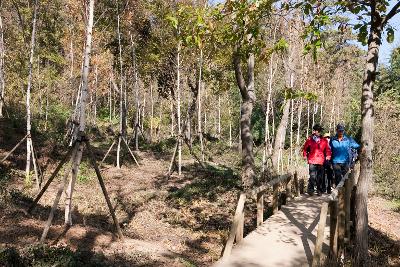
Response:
[77,161,95,184]
[40,103,71,141]
[141,137,176,154]
[298,0,399,59]
[169,163,240,204]
[251,103,265,145]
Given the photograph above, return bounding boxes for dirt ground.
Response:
[0,124,399,266]
[0,137,241,266]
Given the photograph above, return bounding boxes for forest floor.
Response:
[0,119,399,266]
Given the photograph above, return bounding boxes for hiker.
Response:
[323,133,334,194]
[303,124,332,196]
[329,124,360,186]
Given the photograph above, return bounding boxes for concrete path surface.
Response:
[215,195,330,267]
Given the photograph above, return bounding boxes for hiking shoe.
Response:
[307,191,314,196]
[317,191,322,196]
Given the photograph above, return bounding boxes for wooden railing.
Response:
[221,171,300,260]
[312,163,360,267]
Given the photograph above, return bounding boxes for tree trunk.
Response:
[218,95,221,138]
[150,82,154,141]
[44,92,48,131]
[65,0,95,226]
[108,78,112,122]
[94,66,98,122]
[116,4,125,168]
[197,49,204,160]
[307,100,310,136]
[289,99,294,166]
[355,16,381,265]
[233,49,256,188]
[25,0,39,184]
[69,31,74,107]
[176,40,182,176]
[0,11,5,118]
[271,100,291,171]
[229,106,232,147]
[170,101,174,137]
[295,99,302,165]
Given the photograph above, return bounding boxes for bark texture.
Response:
[233,49,256,188]
[355,6,381,264]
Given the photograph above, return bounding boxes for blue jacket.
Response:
[329,135,360,164]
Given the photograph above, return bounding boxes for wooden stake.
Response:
[40,143,78,242]
[122,136,139,166]
[28,145,75,213]
[85,139,124,240]
[101,139,116,165]
[1,134,28,163]
[30,140,40,189]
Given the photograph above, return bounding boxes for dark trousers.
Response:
[308,164,324,194]
[324,163,334,193]
[333,163,349,186]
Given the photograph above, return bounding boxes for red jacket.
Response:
[303,135,332,165]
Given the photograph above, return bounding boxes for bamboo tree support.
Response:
[40,143,78,242]
[101,135,139,167]
[85,138,124,239]
[28,145,75,214]
[0,133,41,189]
[100,139,116,165]
[30,141,40,189]
[37,136,124,242]
[1,134,28,163]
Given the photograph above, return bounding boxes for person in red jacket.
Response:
[303,124,332,196]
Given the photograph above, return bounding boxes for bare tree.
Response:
[25,0,39,186]
[0,9,5,118]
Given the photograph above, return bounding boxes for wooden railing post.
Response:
[236,210,244,243]
[272,182,279,214]
[345,176,352,241]
[312,202,329,267]
[294,171,300,197]
[222,193,246,260]
[257,192,264,227]
[285,175,292,203]
[337,187,346,257]
[329,199,338,259]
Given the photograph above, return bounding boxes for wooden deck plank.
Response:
[215,195,330,267]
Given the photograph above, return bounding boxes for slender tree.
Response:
[25,0,39,185]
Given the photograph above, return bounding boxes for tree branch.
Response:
[382,0,400,26]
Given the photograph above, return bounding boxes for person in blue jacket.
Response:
[329,124,360,186]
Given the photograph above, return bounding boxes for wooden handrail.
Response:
[313,162,361,265]
[222,171,298,260]
[250,173,293,197]
[222,193,246,260]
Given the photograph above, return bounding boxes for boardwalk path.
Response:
[215,195,330,267]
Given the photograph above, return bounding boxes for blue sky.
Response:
[377,1,400,65]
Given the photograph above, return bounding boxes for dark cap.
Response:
[336,124,345,131]
[313,124,323,132]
